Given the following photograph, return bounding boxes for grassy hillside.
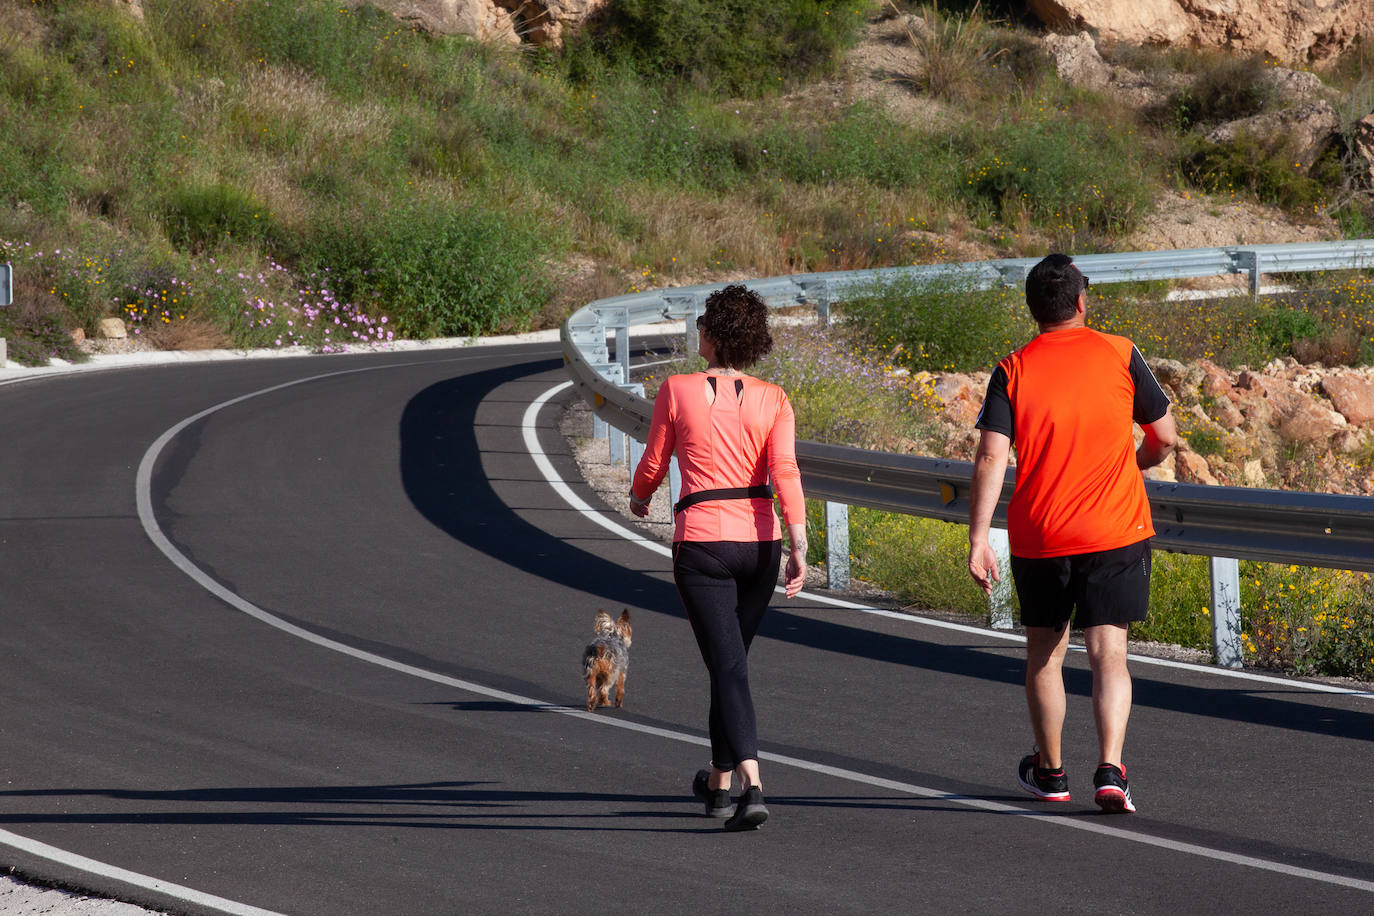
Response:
[1,0,1372,362]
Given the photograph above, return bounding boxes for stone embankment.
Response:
[924,360,1374,495]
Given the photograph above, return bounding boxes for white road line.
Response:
[120,367,1372,898]
[0,829,285,916]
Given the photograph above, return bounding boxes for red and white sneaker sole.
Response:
[1017,775,1070,802]
[1094,787,1135,813]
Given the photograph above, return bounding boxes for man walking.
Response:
[967,253,1177,813]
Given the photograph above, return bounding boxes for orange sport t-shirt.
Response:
[975,327,1171,558]
[632,373,804,543]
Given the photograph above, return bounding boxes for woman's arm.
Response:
[629,380,677,514]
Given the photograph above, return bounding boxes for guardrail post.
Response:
[826,501,849,589]
[686,302,703,362]
[1235,250,1262,300]
[662,293,705,362]
[988,527,1014,629]
[611,308,631,383]
[798,279,832,327]
[669,456,681,509]
[626,383,645,470]
[609,426,627,465]
[1209,556,1243,668]
[590,363,626,463]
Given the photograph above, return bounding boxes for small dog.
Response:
[583,609,632,712]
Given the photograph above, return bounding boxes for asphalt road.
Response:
[0,341,1370,915]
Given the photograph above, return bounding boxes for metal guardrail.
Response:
[562,240,1374,666]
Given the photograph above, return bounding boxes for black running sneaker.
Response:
[722,786,768,831]
[1093,763,1135,813]
[692,769,733,818]
[1016,750,1070,802]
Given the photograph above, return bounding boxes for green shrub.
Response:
[839,275,1035,373]
[1253,306,1327,354]
[567,0,870,97]
[959,115,1156,245]
[1180,133,1328,214]
[1130,552,1212,650]
[164,183,277,252]
[1162,53,1277,131]
[309,200,553,338]
[764,105,958,193]
[0,308,87,367]
[848,508,1000,618]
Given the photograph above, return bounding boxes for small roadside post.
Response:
[0,261,11,366]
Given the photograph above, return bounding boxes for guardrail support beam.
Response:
[988,527,1014,629]
[826,501,849,589]
[1209,556,1243,668]
[669,456,682,509]
[627,383,645,471]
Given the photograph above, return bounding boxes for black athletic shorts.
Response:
[1011,538,1152,630]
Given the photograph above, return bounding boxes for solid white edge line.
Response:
[117,368,1374,900]
[0,828,285,916]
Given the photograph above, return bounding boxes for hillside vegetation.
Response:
[1,0,1372,361]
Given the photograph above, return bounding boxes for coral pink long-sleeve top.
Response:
[632,372,805,543]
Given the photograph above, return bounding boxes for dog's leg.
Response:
[614,671,626,707]
[586,675,598,711]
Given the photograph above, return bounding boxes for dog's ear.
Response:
[618,609,631,624]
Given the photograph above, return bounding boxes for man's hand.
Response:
[968,540,1000,596]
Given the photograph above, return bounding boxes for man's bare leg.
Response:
[1025,624,1071,767]
[1084,623,1132,767]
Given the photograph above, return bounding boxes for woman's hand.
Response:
[783,544,807,597]
[629,490,651,518]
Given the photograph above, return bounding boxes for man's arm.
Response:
[968,429,1011,596]
[1137,410,1178,470]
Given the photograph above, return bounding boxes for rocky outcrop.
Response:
[1204,100,1341,172]
[1354,115,1374,187]
[363,0,606,48]
[925,358,1374,495]
[1027,0,1374,65]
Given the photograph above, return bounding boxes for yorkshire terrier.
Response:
[583,609,632,712]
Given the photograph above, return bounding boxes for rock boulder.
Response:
[1026,0,1374,65]
[1321,373,1374,425]
[363,0,607,48]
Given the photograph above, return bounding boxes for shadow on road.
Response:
[399,363,1374,746]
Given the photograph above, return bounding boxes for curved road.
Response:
[0,342,1370,914]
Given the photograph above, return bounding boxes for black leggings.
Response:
[672,539,782,771]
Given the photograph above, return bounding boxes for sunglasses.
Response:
[695,315,706,329]
[1082,274,1090,291]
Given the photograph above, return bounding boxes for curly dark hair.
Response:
[698,284,772,369]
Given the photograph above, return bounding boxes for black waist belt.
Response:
[674,485,775,516]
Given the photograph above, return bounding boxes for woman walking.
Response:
[629,284,807,831]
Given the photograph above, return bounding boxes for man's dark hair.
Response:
[1025,253,1086,325]
[699,284,773,369]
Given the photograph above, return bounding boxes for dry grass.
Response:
[142,316,232,350]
